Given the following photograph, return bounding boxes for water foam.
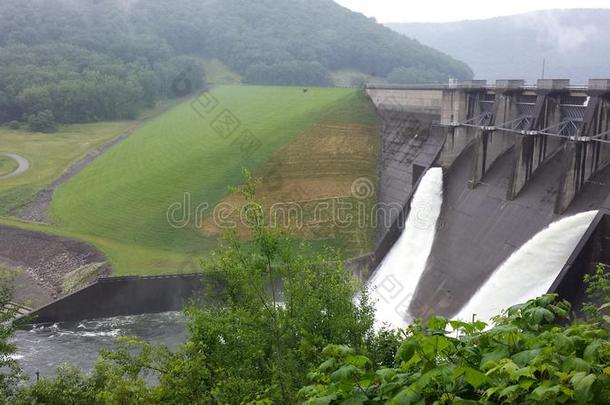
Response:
[369,168,443,329]
[456,210,598,324]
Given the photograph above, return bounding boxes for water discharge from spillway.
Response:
[369,168,443,329]
[456,210,598,324]
[14,312,187,380]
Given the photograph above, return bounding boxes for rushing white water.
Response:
[456,210,598,324]
[369,168,443,329]
[14,312,187,379]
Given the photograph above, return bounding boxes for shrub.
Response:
[27,110,58,133]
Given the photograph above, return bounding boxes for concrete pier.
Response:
[471,80,524,187]
[556,80,610,213]
[508,80,571,200]
[436,82,484,168]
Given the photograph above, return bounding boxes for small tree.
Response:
[27,110,58,133]
[178,169,374,403]
[0,274,22,403]
[17,170,374,404]
[583,264,610,328]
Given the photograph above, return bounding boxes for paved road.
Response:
[0,152,29,180]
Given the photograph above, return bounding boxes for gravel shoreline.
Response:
[0,225,110,307]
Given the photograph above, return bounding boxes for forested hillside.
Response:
[0,0,472,129]
[388,9,610,82]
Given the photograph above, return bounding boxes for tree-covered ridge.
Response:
[0,0,472,129]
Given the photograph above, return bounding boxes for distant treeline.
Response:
[0,0,472,130]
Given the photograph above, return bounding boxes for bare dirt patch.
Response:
[200,122,379,256]
[0,225,110,307]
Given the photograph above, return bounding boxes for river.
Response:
[13,312,187,381]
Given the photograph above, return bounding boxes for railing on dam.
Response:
[366,81,593,92]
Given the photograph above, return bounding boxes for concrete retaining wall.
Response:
[549,211,610,306]
[20,274,210,324]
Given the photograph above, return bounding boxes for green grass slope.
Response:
[51,85,377,275]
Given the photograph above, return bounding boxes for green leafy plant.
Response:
[583,264,610,328]
[0,273,22,404]
[300,295,610,404]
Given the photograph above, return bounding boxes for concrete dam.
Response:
[367,79,610,322]
[20,79,610,326]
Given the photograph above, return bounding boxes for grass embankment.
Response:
[0,97,187,217]
[51,85,379,275]
[0,122,136,215]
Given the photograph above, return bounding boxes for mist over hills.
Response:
[388,9,610,83]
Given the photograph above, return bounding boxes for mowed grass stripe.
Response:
[51,86,373,274]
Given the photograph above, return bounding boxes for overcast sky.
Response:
[334,0,610,23]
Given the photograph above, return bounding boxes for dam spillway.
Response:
[369,168,443,328]
[366,79,610,321]
[455,210,598,323]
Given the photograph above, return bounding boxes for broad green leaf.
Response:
[323,345,354,357]
[518,378,535,390]
[498,384,521,399]
[330,365,360,382]
[561,357,591,373]
[421,335,453,359]
[346,355,371,369]
[473,320,488,331]
[319,358,336,372]
[340,393,367,405]
[396,340,418,363]
[426,315,448,332]
[455,366,489,389]
[525,307,555,325]
[530,380,561,400]
[511,349,541,367]
[376,368,397,380]
[480,347,510,371]
[464,367,489,389]
[307,394,337,405]
[450,320,474,334]
[389,387,421,405]
[571,372,596,403]
[583,340,604,363]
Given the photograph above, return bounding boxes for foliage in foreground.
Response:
[3,178,610,403]
[0,273,21,401]
[11,171,375,404]
[300,294,610,404]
